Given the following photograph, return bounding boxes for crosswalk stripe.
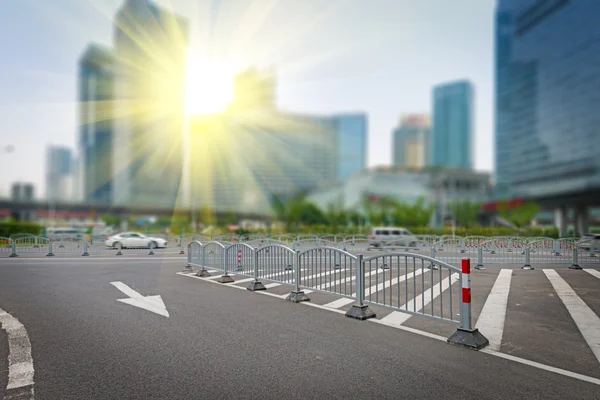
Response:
[360,268,426,298]
[264,283,281,289]
[475,269,512,351]
[323,298,355,309]
[584,269,600,280]
[379,273,458,327]
[543,269,600,364]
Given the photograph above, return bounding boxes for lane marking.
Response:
[0,308,35,399]
[475,269,512,351]
[584,269,600,280]
[543,269,600,364]
[379,273,459,327]
[110,282,169,318]
[175,270,600,386]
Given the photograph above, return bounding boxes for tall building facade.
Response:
[46,146,73,203]
[112,0,189,208]
[189,110,337,215]
[78,44,114,206]
[431,81,473,169]
[332,113,367,180]
[392,113,430,169]
[495,0,600,202]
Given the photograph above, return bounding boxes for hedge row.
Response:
[0,222,43,238]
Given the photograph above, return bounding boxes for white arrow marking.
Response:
[110,281,170,317]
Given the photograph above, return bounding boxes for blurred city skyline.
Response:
[0,0,495,197]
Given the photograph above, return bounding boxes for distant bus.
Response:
[45,227,85,241]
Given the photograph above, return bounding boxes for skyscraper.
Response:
[431,81,473,169]
[78,44,114,205]
[332,113,367,180]
[46,146,73,203]
[392,113,430,169]
[495,0,600,199]
[112,0,189,208]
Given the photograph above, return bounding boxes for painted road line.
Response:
[475,269,512,351]
[584,269,600,280]
[543,269,600,364]
[0,308,35,399]
[323,297,355,309]
[379,272,459,327]
[264,283,281,289]
[275,289,314,299]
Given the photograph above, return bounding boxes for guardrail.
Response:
[4,235,599,269]
[184,242,490,350]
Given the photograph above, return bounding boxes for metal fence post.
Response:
[554,240,561,256]
[247,250,266,291]
[521,247,533,270]
[286,250,310,302]
[47,241,55,257]
[196,245,210,277]
[82,241,89,256]
[459,239,466,253]
[474,246,485,270]
[116,242,122,256]
[179,240,185,255]
[217,247,234,283]
[9,241,17,258]
[568,246,581,270]
[428,246,438,270]
[447,258,489,350]
[345,254,376,320]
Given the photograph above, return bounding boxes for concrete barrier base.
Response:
[568,264,582,270]
[247,280,266,291]
[447,328,489,350]
[286,291,310,303]
[217,275,235,284]
[345,304,376,321]
[196,269,211,277]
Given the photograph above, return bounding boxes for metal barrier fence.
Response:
[362,252,460,324]
[182,242,489,350]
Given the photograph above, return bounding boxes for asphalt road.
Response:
[0,257,599,399]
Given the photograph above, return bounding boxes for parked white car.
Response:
[105,232,167,249]
[369,227,418,248]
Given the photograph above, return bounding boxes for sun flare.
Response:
[185,57,234,116]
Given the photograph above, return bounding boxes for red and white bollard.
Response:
[447,257,489,350]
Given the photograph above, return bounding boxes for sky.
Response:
[0,0,496,198]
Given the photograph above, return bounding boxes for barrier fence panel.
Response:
[432,238,465,263]
[52,237,87,255]
[479,238,526,264]
[526,239,568,264]
[225,243,255,276]
[337,238,371,252]
[203,242,226,271]
[361,252,461,324]
[298,247,357,297]
[320,235,341,244]
[292,238,323,251]
[15,237,50,254]
[0,237,12,254]
[577,239,600,262]
[187,241,203,266]
[255,244,296,286]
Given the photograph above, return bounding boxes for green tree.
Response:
[101,214,120,228]
[499,202,541,228]
[449,200,482,228]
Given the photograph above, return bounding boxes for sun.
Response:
[185,57,234,116]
